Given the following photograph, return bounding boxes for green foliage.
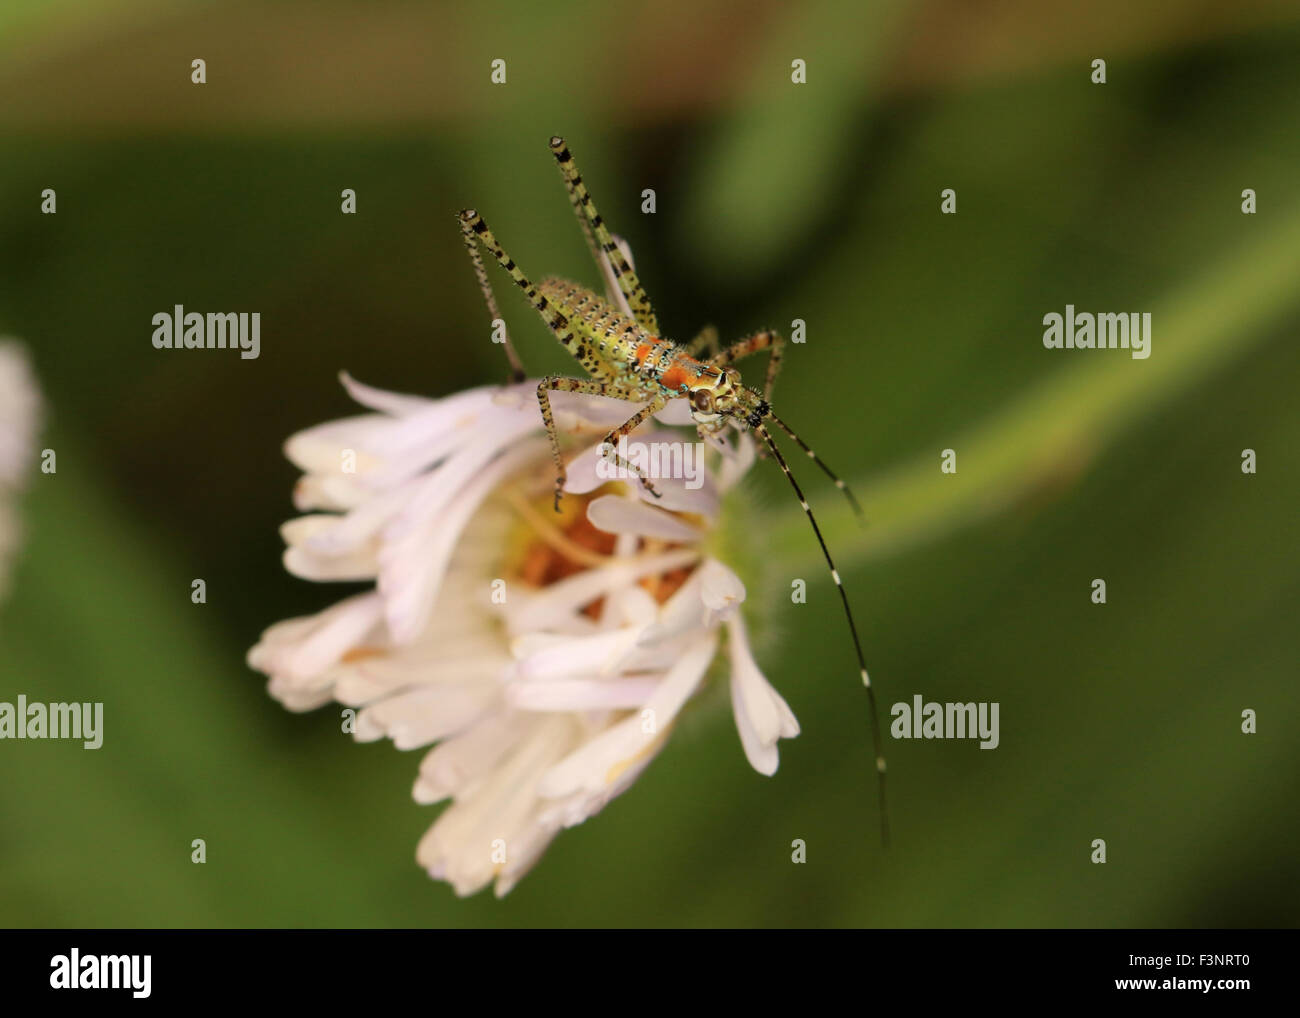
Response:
[1,2,1297,926]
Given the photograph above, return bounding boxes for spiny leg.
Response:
[555,151,603,278]
[684,325,720,359]
[459,216,525,383]
[710,329,785,402]
[764,410,864,519]
[548,136,660,334]
[537,377,608,512]
[753,422,888,848]
[598,395,671,502]
[537,377,664,511]
[459,209,587,365]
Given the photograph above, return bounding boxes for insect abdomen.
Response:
[538,277,666,372]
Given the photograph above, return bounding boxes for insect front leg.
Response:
[711,329,785,402]
[598,394,671,502]
[536,376,651,511]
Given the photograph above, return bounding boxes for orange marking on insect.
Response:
[659,363,689,392]
[634,343,652,362]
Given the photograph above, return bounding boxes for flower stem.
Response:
[768,201,1300,570]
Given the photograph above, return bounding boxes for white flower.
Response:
[249,372,798,897]
[0,340,41,599]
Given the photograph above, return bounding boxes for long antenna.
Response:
[765,409,865,519]
[754,421,889,848]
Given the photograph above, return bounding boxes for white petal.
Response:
[248,592,383,686]
[361,396,535,491]
[333,651,508,707]
[338,371,441,417]
[281,515,379,580]
[632,471,718,516]
[636,570,707,647]
[299,475,423,556]
[380,439,545,643]
[565,432,719,517]
[653,399,694,426]
[507,676,661,712]
[727,614,799,775]
[355,683,496,749]
[0,341,41,485]
[598,240,636,318]
[292,472,372,512]
[548,390,655,432]
[382,418,534,544]
[266,676,336,712]
[416,717,576,896]
[413,713,529,803]
[718,431,758,492]
[493,819,562,898]
[699,558,747,622]
[586,494,702,542]
[537,631,717,799]
[730,676,779,776]
[561,442,611,496]
[512,626,645,681]
[284,414,392,475]
[508,630,590,659]
[605,583,659,629]
[505,549,700,635]
[537,743,660,830]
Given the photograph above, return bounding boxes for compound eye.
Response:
[691,388,715,413]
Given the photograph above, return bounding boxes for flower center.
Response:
[502,485,695,619]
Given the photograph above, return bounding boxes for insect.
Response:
[458,136,889,845]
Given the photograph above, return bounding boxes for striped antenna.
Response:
[765,409,865,520]
[753,421,889,848]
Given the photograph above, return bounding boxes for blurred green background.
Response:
[0,0,1297,927]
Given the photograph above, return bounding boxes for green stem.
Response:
[770,203,1300,569]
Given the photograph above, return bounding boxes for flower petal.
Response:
[587,494,702,542]
[727,614,799,775]
[699,558,747,622]
[380,439,545,643]
[249,591,384,690]
[537,631,717,799]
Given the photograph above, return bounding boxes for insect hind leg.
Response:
[548,137,660,334]
[459,209,590,375]
[459,215,525,383]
